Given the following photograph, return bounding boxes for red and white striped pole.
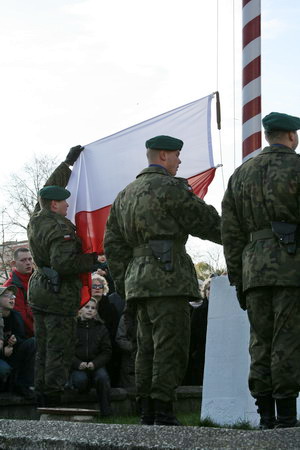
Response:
[242,0,261,161]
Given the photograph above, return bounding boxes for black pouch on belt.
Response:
[271,221,297,255]
[149,240,174,272]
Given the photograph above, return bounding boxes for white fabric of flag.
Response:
[67,94,214,224]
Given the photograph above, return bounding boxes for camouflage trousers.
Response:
[246,286,300,399]
[135,296,190,402]
[33,312,76,396]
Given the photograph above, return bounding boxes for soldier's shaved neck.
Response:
[265,130,298,150]
[147,148,161,163]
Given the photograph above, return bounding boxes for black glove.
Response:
[65,145,84,166]
[235,285,247,311]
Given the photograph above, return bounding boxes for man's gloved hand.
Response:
[235,285,247,311]
[65,145,84,166]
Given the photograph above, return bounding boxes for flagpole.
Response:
[242,0,261,161]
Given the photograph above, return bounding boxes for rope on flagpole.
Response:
[215,0,226,192]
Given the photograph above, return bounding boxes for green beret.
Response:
[0,285,17,297]
[145,135,184,151]
[39,185,71,201]
[262,112,300,132]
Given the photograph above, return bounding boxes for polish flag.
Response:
[67,94,218,304]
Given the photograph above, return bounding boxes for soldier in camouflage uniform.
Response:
[221,112,300,429]
[104,135,221,425]
[27,146,98,407]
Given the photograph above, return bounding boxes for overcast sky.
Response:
[1,0,300,262]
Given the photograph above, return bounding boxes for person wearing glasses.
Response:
[0,286,35,399]
[91,274,120,386]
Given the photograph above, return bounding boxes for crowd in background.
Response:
[0,247,212,408]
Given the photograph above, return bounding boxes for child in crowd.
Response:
[70,298,112,416]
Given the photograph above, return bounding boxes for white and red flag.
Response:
[66,94,217,303]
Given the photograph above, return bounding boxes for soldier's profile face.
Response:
[54,199,69,217]
[164,150,181,176]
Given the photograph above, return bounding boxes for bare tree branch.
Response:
[3,153,58,235]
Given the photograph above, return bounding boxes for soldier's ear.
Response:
[50,200,58,213]
[159,150,167,162]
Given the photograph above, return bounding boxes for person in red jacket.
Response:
[3,248,34,338]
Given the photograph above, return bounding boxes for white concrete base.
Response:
[201,275,300,426]
[201,275,258,426]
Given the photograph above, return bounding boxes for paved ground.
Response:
[0,420,300,449]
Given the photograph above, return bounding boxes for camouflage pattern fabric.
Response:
[135,296,190,402]
[34,312,76,395]
[104,164,220,403]
[221,145,300,290]
[104,166,221,300]
[27,161,96,315]
[28,208,95,315]
[222,144,300,400]
[27,161,96,396]
[246,286,300,399]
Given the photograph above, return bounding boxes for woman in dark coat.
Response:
[91,274,120,386]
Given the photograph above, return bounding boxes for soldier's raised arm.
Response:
[33,145,84,215]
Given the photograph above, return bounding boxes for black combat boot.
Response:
[275,397,300,428]
[255,395,276,429]
[139,397,155,425]
[154,399,181,426]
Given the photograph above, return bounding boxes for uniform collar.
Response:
[261,145,296,155]
[136,166,172,178]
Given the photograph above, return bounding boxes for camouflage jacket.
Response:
[104,166,221,300]
[27,161,96,315]
[221,145,300,290]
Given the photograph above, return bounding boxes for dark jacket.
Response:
[96,295,119,343]
[0,311,26,359]
[71,317,112,370]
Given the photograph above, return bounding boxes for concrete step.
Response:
[0,386,202,420]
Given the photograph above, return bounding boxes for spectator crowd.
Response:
[0,247,211,414]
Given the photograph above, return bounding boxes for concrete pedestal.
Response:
[201,276,258,426]
[201,275,300,426]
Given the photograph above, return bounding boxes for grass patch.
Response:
[97,413,255,430]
